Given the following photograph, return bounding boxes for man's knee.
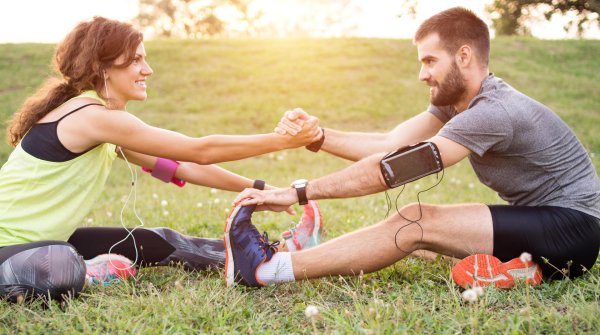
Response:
[388,202,439,225]
[0,243,86,302]
[381,203,438,250]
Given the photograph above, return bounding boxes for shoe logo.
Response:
[466,270,509,282]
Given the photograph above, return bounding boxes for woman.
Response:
[0,17,323,302]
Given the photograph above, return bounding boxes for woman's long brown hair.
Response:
[6,16,143,146]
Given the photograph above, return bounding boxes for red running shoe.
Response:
[281,201,323,252]
[85,254,137,286]
[452,254,542,289]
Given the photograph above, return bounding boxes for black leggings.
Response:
[0,227,225,302]
[490,205,600,280]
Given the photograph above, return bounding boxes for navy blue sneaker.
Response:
[224,204,279,287]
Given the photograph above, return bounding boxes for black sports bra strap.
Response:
[56,103,103,122]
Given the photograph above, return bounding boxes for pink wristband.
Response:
[141,158,186,187]
[152,158,179,183]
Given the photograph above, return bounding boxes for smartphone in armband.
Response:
[379,142,444,188]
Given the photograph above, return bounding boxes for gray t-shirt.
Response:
[429,74,600,219]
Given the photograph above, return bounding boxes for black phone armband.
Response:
[379,142,443,188]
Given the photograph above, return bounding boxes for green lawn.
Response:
[0,38,599,334]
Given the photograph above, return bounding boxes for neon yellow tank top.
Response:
[0,91,117,246]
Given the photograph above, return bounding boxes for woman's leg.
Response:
[69,204,323,272]
[0,241,86,302]
[68,227,225,271]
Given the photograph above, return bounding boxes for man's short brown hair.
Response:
[414,7,490,66]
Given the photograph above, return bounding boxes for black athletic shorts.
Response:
[489,205,600,280]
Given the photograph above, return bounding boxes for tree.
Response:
[546,0,600,35]
[135,0,262,38]
[253,0,362,38]
[487,0,600,37]
[136,0,361,38]
[228,0,264,36]
[397,0,418,20]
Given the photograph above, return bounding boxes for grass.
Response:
[1,37,599,334]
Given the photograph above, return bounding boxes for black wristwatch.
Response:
[306,127,325,152]
[253,179,265,190]
[291,179,309,205]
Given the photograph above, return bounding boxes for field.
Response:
[0,38,599,334]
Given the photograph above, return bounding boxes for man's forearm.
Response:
[321,129,391,161]
[231,153,389,209]
[320,112,445,162]
[306,153,389,200]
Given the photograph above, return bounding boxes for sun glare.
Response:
[0,0,597,43]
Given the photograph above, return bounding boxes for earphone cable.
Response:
[107,147,145,270]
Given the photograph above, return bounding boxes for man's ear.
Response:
[455,45,472,68]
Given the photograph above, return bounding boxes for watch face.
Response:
[291,179,308,188]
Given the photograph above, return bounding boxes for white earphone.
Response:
[103,70,109,100]
[108,147,144,271]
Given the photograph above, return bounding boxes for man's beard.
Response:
[429,62,467,107]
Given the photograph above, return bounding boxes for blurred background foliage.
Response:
[134,0,599,39]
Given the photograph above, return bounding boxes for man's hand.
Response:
[274,108,315,136]
[233,187,299,212]
[276,114,321,148]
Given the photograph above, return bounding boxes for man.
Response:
[224,7,600,289]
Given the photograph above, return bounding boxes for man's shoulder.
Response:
[476,74,530,103]
[427,104,456,123]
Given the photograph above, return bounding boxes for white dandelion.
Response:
[461,289,478,303]
[304,305,319,318]
[520,252,532,263]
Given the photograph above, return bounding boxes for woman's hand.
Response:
[233,187,298,213]
[276,113,321,148]
[274,108,313,136]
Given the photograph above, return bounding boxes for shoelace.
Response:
[87,262,117,284]
[258,232,280,257]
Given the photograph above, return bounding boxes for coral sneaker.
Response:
[452,254,542,289]
[224,204,279,287]
[281,201,323,252]
[85,254,137,286]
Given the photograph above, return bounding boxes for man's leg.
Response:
[409,250,459,264]
[290,203,492,279]
[225,202,492,286]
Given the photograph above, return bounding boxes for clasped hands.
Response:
[234,108,320,213]
[278,108,322,149]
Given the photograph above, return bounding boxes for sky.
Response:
[0,0,598,43]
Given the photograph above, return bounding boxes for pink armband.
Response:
[141,158,186,187]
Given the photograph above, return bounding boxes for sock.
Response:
[282,233,300,252]
[256,252,295,285]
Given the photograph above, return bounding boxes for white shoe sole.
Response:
[224,205,243,287]
[308,201,321,243]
